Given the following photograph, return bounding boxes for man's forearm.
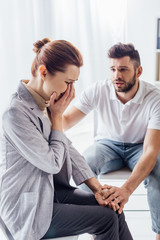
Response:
[122,152,157,194]
[63,106,86,131]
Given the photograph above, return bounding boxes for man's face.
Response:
[110,56,137,93]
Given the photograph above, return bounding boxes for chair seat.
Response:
[42,236,79,240]
[99,167,131,181]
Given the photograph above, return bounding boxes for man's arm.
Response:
[63,106,86,131]
[102,129,160,214]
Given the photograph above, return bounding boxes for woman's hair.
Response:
[108,43,141,69]
[31,38,83,77]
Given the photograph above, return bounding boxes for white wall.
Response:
[125,0,160,84]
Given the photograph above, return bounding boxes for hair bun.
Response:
[33,38,51,54]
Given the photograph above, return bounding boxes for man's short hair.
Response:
[108,43,141,69]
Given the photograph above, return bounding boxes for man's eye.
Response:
[111,68,115,72]
[120,69,126,72]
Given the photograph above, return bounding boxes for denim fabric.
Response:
[81,139,160,234]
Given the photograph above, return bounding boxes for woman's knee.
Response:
[97,207,119,229]
[117,211,125,224]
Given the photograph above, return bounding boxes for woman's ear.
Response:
[38,65,47,81]
[136,66,143,78]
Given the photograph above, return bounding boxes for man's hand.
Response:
[94,186,120,212]
[84,177,120,212]
[101,185,132,214]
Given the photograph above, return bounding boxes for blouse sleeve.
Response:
[2,107,71,174]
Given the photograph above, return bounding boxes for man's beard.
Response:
[113,72,136,93]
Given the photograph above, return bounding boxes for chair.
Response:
[42,236,79,240]
[99,167,131,181]
[98,167,149,211]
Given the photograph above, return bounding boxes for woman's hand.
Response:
[49,83,75,131]
[101,185,131,214]
[84,178,120,212]
[94,185,120,212]
[49,83,75,115]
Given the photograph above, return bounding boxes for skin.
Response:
[110,56,141,103]
[63,57,160,239]
[27,64,119,211]
[28,64,79,131]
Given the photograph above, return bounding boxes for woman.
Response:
[0,38,133,240]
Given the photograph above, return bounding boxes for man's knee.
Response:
[145,155,160,189]
[83,147,99,174]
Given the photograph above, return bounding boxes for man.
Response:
[63,43,160,240]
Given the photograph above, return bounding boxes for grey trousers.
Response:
[42,185,133,240]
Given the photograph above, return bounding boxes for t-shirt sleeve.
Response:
[74,82,98,114]
[148,101,160,130]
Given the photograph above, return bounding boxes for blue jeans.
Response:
[81,139,160,234]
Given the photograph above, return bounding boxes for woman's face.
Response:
[43,64,80,101]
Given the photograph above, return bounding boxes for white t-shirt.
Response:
[74,79,160,143]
